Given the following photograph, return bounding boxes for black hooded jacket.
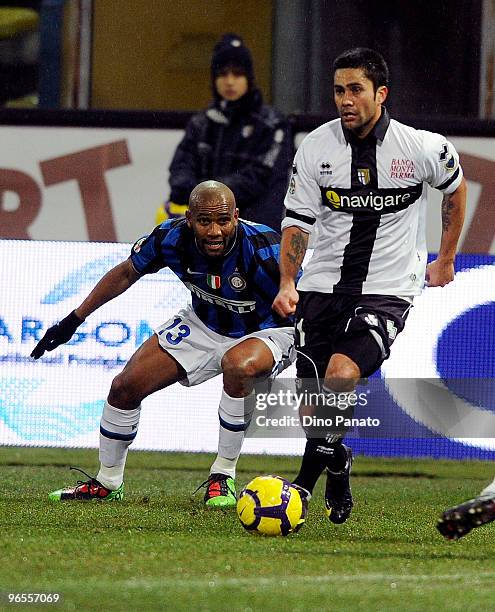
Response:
[168,89,292,231]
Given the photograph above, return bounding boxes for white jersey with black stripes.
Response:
[282,110,463,296]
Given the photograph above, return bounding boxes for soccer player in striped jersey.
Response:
[31,181,295,507]
[437,478,495,540]
[273,47,467,525]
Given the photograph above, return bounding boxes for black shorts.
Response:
[295,292,412,379]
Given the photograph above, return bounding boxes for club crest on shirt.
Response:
[357,168,371,185]
[228,272,246,291]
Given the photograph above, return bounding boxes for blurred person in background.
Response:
[155,33,292,231]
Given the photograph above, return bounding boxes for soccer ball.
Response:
[237,475,306,536]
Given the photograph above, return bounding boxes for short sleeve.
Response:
[281,137,320,234]
[421,131,463,195]
[130,226,167,275]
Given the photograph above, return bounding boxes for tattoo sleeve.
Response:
[280,227,309,281]
[437,178,466,262]
[287,231,307,266]
[441,193,455,232]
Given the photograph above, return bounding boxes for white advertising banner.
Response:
[1,239,495,459]
[0,126,182,243]
[0,239,302,455]
[1,126,495,253]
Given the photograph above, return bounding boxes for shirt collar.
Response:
[342,106,390,144]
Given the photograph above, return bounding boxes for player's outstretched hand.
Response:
[30,310,84,359]
[272,285,299,317]
[425,258,455,287]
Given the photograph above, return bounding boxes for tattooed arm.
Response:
[272,226,309,317]
[426,177,467,287]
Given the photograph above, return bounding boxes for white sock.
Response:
[212,389,254,479]
[480,477,495,499]
[210,455,238,479]
[97,401,141,489]
[96,463,126,490]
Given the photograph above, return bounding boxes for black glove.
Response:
[30,310,84,359]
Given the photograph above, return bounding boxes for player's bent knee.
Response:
[325,360,360,392]
[108,373,143,409]
[222,353,262,382]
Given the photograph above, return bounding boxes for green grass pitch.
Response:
[1,447,495,611]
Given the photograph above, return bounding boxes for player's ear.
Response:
[234,208,239,223]
[376,85,388,105]
[185,209,193,227]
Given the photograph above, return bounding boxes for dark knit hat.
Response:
[211,33,254,84]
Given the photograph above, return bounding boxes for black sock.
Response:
[293,438,347,493]
[326,441,348,473]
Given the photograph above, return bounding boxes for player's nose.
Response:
[207,222,222,236]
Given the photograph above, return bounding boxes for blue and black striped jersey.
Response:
[130,219,294,338]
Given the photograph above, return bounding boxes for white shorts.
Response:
[155,305,295,387]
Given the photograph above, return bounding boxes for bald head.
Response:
[189,180,236,214]
[186,180,239,257]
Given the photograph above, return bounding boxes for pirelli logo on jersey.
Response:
[321,184,423,214]
[185,282,256,313]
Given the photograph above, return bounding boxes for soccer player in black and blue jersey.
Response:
[31,181,295,507]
